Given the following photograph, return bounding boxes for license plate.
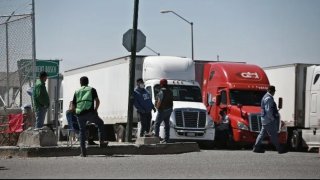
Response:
[187,132,196,137]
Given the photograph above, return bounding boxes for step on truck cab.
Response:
[195,61,287,147]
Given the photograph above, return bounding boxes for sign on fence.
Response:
[18,59,60,79]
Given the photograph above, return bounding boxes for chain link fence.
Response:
[0,1,34,109]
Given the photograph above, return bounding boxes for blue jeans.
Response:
[155,108,172,142]
[77,112,106,155]
[138,112,152,137]
[254,121,280,151]
[35,107,48,128]
[66,111,79,134]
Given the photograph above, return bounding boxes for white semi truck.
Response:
[62,55,215,144]
[263,63,320,151]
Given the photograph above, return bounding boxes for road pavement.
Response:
[0,149,319,179]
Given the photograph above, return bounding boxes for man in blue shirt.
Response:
[134,78,156,137]
[253,85,287,154]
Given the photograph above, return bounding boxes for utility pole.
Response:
[126,0,139,142]
[31,0,37,117]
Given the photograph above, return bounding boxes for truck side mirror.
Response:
[278,97,283,109]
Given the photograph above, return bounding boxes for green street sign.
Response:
[18,59,60,79]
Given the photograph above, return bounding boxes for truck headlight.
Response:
[237,121,249,131]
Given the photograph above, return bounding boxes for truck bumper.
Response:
[232,129,288,144]
[159,126,215,142]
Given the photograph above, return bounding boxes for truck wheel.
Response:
[105,125,116,141]
[225,129,237,150]
[114,124,126,142]
[290,130,301,151]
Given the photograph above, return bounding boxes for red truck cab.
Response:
[195,61,287,147]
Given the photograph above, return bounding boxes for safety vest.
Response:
[75,86,93,114]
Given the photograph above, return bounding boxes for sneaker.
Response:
[99,141,109,148]
[278,148,288,154]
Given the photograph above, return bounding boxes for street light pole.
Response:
[161,10,194,60]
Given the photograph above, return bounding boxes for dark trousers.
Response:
[77,112,106,155]
[138,112,152,137]
[155,108,172,141]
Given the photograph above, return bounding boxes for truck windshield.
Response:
[229,90,266,106]
[154,85,202,102]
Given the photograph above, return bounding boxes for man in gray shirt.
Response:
[253,85,287,154]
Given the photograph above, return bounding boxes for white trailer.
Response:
[62,55,215,144]
[263,63,320,151]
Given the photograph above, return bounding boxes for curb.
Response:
[0,142,200,157]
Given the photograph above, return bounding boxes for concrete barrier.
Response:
[17,127,57,147]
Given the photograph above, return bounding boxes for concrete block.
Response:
[17,127,57,147]
[135,137,160,145]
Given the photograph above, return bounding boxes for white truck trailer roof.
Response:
[143,56,195,81]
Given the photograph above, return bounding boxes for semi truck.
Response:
[195,61,287,148]
[61,55,215,144]
[263,63,320,151]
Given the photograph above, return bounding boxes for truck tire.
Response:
[105,125,116,141]
[215,124,237,149]
[290,130,301,151]
[225,128,237,150]
[114,124,126,142]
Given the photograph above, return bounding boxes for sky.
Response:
[1,0,320,72]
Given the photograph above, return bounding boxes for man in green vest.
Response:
[72,76,108,157]
[33,71,50,129]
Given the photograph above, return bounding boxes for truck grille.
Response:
[249,114,262,132]
[175,109,206,128]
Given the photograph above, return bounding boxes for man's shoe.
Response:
[278,148,288,154]
[99,141,109,148]
[253,148,265,153]
[80,153,87,157]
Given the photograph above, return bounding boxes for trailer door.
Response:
[309,67,320,128]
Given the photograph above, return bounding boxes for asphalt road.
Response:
[0,149,319,179]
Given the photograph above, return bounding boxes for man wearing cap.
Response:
[33,71,50,129]
[154,79,173,143]
[253,85,287,154]
[133,78,156,137]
